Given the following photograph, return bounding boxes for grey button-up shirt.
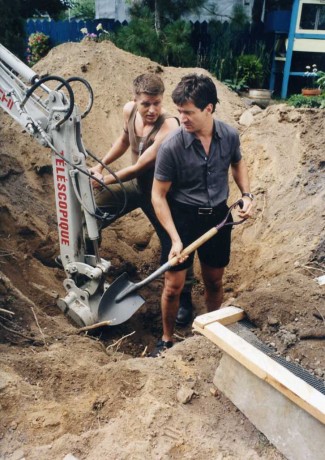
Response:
[154,119,242,207]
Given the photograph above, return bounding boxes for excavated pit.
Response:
[0,40,324,459]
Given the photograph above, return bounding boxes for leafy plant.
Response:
[96,23,111,42]
[202,6,250,82]
[236,54,264,88]
[287,94,325,108]
[316,70,325,90]
[27,32,51,66]
[223,78,249,94]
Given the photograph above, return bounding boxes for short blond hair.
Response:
[133,73,165,96]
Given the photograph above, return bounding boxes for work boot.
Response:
[176,291,193,327]
[149,340,173,358]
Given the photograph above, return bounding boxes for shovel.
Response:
[98,199,245,325]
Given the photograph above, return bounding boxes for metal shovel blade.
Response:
[97,273,145,325]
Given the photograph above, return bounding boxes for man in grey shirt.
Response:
[151,74,254,356]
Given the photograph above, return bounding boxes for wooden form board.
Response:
[193,307,325,425]
[193,306,245,328]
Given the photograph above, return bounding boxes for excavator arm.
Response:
[0,43,121,327]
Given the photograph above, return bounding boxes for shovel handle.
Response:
[169,227,218,267]
[129,226,218,286]
[168,198,245,267]
[116,199,244,302]
[115,230,218,301]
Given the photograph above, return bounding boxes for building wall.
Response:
[95,0,130,21]
[95,0,254,23]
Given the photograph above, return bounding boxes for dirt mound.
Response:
[0,40,324,459]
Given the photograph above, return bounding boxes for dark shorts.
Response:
[161,200,233,271]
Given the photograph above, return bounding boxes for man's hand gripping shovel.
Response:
[98,199,246,325]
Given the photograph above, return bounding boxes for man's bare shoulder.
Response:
[123,101,136,118]
[163,116,179,131]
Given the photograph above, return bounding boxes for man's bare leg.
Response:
[161,269,187,342]
[200,263,225,312]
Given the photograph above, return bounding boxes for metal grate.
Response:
[227,319,325,395]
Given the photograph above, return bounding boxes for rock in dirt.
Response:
[176,386,195,404]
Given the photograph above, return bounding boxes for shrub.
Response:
[114,12,164,63]
[316,70,325,90]
[287,94,325,109]
[236,54,264,88]
[223,78,249,94]
[27,32,50,66]
[162,20,195,67]
[96,23,111,42]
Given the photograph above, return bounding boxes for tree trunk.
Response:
[154,0,161,36]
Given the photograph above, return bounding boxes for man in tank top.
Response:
[90,74,195,326]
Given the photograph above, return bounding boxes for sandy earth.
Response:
[0,40,324,459]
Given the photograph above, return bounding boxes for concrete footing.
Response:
[214,354,325,460]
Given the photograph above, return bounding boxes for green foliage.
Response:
[113,1,271,88]
[200,5,251,82]
[0,0,70,59]
[27,32,51,66]
[114,11,195,67]
[287,94,325,109]
[129,0,206,27]
[316,71,325,90]
[223,78,249,94]
[219,45,270,92]
[114,10,164,62]
[96,24,112,42]
[67,0,95,19]
[20,0,71,19]
[0,0,25,59]
[231,3,250,30]
[236,54,264,88]
[162,21,195,66]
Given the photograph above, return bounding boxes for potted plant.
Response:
[235,54,272,108]
[301,64,321,96]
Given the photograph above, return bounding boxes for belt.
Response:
[198,207,214,215]
[171,200,227,215]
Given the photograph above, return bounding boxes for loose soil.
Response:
[0,40,324,460]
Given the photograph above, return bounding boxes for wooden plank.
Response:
[193,306,245,329]
[193,320,325,424]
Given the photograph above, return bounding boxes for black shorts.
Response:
[161,200,233,271]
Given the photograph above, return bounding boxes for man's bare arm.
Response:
[90,102,132,186]
[231,159,254,218]
[103,117,179,185]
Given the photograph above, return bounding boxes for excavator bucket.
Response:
[97,273,145,325]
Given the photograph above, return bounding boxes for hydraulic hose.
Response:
[55,76,94,119]
[21,75,75,127]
